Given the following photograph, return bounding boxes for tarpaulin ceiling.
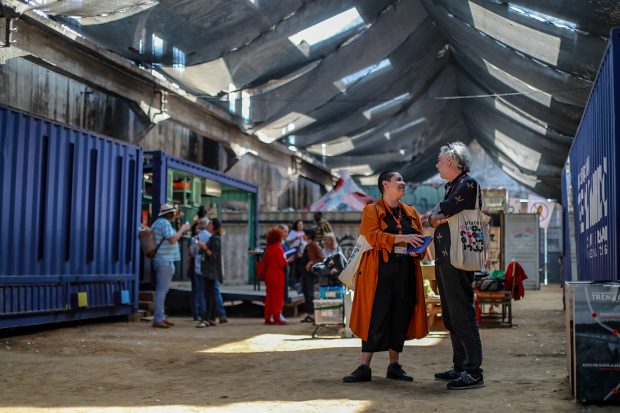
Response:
[23,0,620,198]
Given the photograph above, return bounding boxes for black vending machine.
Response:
[566,281,620,402]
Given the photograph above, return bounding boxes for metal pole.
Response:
[544,228,548,285]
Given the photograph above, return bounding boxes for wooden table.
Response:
[474,290,513,327]
[421,265,444,330]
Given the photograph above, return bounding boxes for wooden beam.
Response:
[0,5,334,187]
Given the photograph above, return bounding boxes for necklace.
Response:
[384,200,403,234]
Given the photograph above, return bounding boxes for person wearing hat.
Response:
[151,203,191,328]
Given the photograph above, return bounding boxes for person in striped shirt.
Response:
[151,203,191,328]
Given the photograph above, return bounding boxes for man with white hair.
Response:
[429,142,485,390]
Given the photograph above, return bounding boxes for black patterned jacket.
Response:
[434,172,481,265]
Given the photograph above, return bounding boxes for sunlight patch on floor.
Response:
[199,333,444,354]
[0,400,370,413]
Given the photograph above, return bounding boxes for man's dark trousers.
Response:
[436,262,483,374]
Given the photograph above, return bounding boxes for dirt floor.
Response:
[0,286,616,413]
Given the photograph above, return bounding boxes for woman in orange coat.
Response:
[263,227,291,325]
[343,171,429,383]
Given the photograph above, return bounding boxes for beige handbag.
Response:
[338,234,371,289]
[339,203,381,289]
[139,228,166,258]
[447,188,490,271]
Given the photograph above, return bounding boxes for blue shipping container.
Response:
[567,29,620,282]
[142,151,259,286]
[0,104,143,328]
[561,169,572,283]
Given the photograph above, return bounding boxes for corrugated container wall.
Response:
[0,105,142,328]
[561,168,573,283]
[568,29,620,282]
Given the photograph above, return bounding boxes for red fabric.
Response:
[352,192,375,205]
[263,243,287,321]
[334,178,344,190]
[255,257,266,280]
[505,261,528,300]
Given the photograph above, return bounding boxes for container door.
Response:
[503,213,540,290]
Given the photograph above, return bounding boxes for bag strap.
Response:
[153,236,166,255]
[152,221,167,256]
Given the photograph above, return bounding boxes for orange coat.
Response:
[349,200,429,342]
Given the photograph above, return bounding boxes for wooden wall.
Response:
[0,57,324,212]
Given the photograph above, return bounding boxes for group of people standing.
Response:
[262,212,341,325]
[345,141,485,391]
[147,141,485,391]
[148,202,341,331]
[188,216,227,328]
[149,203,226,329]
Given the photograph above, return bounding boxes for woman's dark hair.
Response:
[292,220,303,231]
[211,218,222,235]
[377,171,399,194]
[304,228,317,241]
[197,205,206,219]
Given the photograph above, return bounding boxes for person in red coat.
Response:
[263,227,293,325]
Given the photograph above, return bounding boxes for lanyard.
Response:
[384,200,403,235]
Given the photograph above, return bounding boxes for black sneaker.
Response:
[434,367,461,381]
[343,364,372,383]
[447,371,485,390]
[386,362,413,382]
[300,315,314,323]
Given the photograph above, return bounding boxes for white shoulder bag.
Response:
[338,204,379,289]
[338,234,371,289]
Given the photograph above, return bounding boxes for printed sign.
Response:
[528,195,556,230]
[573,156,610,263]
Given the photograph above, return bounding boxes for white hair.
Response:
[198,217,210,229]
[440,141,471,173]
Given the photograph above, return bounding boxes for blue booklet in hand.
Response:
[284,248,298,257]
[407,236,433,254]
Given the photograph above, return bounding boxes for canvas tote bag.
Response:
[447,188,491,271]
[338,203,381,289]
[338,234,371,289]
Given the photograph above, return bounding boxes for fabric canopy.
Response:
[25,0,620,199]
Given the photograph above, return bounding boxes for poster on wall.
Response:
[508,198,524,214]
[482,188,508,212]
[572,282,620,402]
